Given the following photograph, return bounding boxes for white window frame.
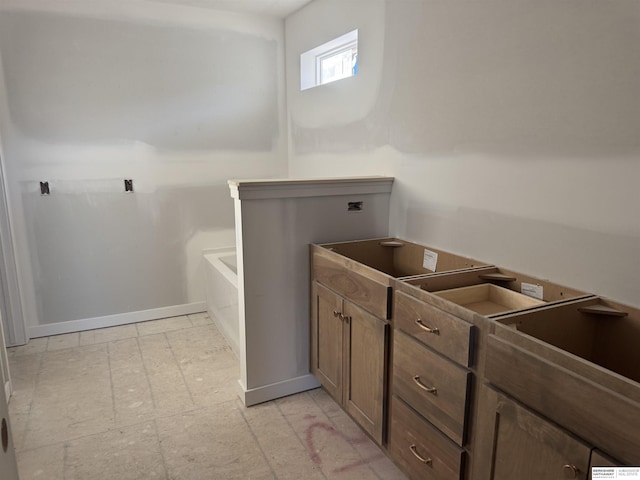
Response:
[300,29,358,91]
[316,41,357,85]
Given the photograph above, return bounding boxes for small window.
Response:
[301,29,358,91]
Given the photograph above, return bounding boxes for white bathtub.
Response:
[204,248,239,356]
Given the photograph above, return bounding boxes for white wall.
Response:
[286,0,640,307]
[0,0,288,337]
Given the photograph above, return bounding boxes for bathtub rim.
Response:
[203,247,238,288]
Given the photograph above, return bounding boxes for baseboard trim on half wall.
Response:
[237,374,321,407]
[28,302,207,338]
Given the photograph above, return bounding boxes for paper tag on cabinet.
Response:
[422,248,438,272]
[521,282,543,300]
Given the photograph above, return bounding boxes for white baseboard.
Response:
[28,302,207,338]
[238,374,321,407]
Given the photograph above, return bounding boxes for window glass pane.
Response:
[320,46,357,85]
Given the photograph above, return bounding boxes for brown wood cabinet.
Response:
[484,388,591,480]
[389,396,465,480]
[310,238,637,480]
[311,281,388,444]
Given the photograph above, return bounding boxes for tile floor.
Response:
[7,313,406,479]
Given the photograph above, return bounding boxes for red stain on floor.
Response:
[304,420,384,473]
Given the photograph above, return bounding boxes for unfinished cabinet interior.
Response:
[316,238,487,281]
[311,281,387,444]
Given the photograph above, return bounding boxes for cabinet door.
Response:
[491,394,591,480]
[343,300,387,444]
[311,282,344,402]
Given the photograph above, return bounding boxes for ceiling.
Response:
[145,0,313,18]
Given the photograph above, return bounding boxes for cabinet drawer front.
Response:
[313,253,391,319]
[395,291,474,366]
[393,330,470,446]
[389,396,465,480]
[486,335,640,466]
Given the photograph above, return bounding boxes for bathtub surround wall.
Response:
[285,0,640,307]
[0,0,289,342]
[229,177,393,406]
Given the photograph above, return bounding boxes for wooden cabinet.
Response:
[486,298,640,467]
[311,282,388,444]
[485,389,591,480]
[389,396,465,480]
[310,238,491,451]
[310,237,638,480]
[389,287,476,479]
[393,329,471,446]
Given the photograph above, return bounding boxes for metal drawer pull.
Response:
[415,318,439,335]
[409,444,432,465]
[412,375,437,395]
[333,311,347,321]
[563,465,579,479]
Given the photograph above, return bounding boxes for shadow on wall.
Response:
[0,10,279,151]
[291,0,640,157]
[397,201,640,307]
[22,182,234,325]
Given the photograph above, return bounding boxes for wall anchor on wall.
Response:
[40,182,50,195]
[124,179,134,193]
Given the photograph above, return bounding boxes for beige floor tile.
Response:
[46,332,80,351]
[167,327,239,408]
[7,411,28,452]
[109,338,156,426]
[240,400,325,480]
[136,316,192,336]
[165,324,230,356]
[22,344,115,450]
[156,401,274,480]
[8,352,42,413]
[308,385,343,418]
[276,393,384,479]
[6,316,403,479]
[188,312,213,326]
[16,443,65,480]
[23,396,115,451]
[7,337,48,357]
[138,334,195,416]
[79,324,138,345]
[9,352,42,385]
[64,422,167,480]
[108,337,146,372]
[326,408,405,479]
